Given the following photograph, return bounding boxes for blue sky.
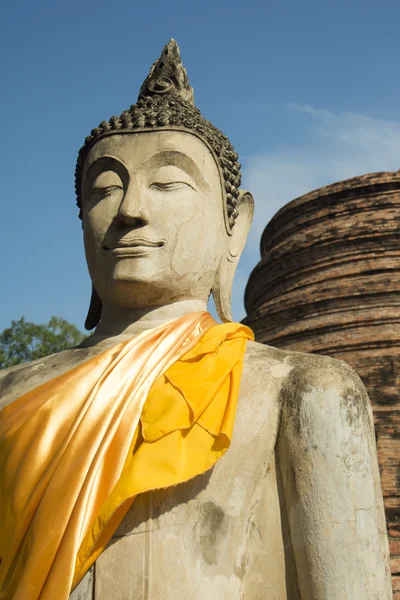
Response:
[1,0,400,332]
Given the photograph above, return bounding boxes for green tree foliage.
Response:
[0,317,85,369]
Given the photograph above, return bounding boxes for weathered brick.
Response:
[392,556,400,575]
[390,539,400,555]
[388,522,400,538]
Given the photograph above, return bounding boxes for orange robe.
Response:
[0,312,253,599]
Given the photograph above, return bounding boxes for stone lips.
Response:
[244,170,400,596]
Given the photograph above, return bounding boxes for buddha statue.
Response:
[0,41,392,600]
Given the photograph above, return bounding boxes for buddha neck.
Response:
[79,299,209,348]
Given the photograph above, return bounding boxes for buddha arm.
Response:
[276,355,392,599]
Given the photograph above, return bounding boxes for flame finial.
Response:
[138,39,194,105]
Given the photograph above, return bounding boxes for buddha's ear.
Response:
[212,190,254,322]
[85,285,103,331]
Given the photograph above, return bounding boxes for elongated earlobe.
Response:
[212,191,254,322]
[85,286,103,330]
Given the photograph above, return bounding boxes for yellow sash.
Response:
[0,312,253,599]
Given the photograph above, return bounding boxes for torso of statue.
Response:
[0,338,392,599]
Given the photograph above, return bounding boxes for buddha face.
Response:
[81,130,227,309]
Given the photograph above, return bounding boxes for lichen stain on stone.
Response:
[338,381,372,437]
[233,555,246,580]
[198,501,229,566]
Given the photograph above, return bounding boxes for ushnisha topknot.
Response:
[75,39,242,229]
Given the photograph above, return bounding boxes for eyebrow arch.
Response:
[84,156,130,193]
[142,150,210,191]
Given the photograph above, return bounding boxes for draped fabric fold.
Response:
[0,312,253,600]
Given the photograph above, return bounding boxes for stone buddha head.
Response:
[76,40,254,329]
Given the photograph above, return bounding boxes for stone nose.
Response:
[117,183,150,226]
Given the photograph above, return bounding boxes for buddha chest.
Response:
[70,350,292,599]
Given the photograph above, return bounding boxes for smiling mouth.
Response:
[103,237,165,256]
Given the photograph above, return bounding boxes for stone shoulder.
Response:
[245,340,373,442]
[1,338,367,417]
[0,347,98,409]
[246,339,361,380]
[245,339,367,401]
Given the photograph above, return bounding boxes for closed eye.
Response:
[150,181,195,191]
[91,185,124,197]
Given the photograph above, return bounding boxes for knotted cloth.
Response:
[0,312,253,599]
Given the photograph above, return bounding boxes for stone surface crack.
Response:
[113,520,189,539]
